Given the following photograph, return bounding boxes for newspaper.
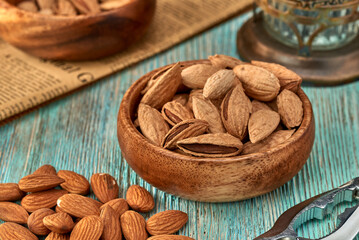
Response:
[0,0,252,123]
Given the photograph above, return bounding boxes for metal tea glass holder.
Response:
[237,0,359,84]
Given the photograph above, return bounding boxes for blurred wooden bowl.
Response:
[0,0,156,60]
[117,60,315,202]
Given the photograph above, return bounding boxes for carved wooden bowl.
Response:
[0,0,156,60]
[117,60,315,202]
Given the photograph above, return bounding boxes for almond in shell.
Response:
[69,0,100,14]
[91,173,119,203]
[0,222,38,240]
[138,103,170,147]
[28,208,55,235]
[146,210,188,235]
[17,1,38,12]
[203,69,236,100]
[186,89,203,111]
[120,211,148,240]
[162,119,209,149]
[126,185,154,213]
[141,63,182,109]
[0,183,25,201]
[56,0,77,16]
[181,64,219,89]
[192,96,225,133]
[233,64,280,101]
[141,65,172,95]
[37,0,55,10]
[251,60,302,92]
[248,110,280,143]
[0,202,29,224]
[172,93,189,106]
[70,215,103,240]
[277,89,303,129]
[162,101,194,126]
[21,189,68,213]
[251,100,272,113]
[208,54,244,69]
[177,133,243,158]
[221,84,251,140]
[57,170,90,195]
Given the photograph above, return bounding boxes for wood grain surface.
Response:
[0,12,358,239]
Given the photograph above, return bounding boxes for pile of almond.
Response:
[0,164,193,240]
[137,54,304,157]
[16,0,131,15]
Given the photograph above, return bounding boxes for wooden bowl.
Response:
[117,60,315,202]
[0,0,156,60]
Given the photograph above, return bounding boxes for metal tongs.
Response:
[255,177,359,240]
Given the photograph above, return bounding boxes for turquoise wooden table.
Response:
[0,12,358,240]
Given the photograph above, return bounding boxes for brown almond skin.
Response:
[100,205,122,240]
[45,232,70,240]
[100,198,129,217]
[148,236,195,240]
[57,194,101,218]
[146,210,188,235]
[126,185,154,213]
[0,222,38,240]
[0,183,25,202]
[21,189,68,213]
[57,170,90,195]
[91,173,119,203]
[0,202,29,224]
[55,206,66,213]
[70,215,103,240]
[19,174,65,192]
[120,211,148,240]
[33,165,57,175]
[28,208,55,235]
[43,212,75,234]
